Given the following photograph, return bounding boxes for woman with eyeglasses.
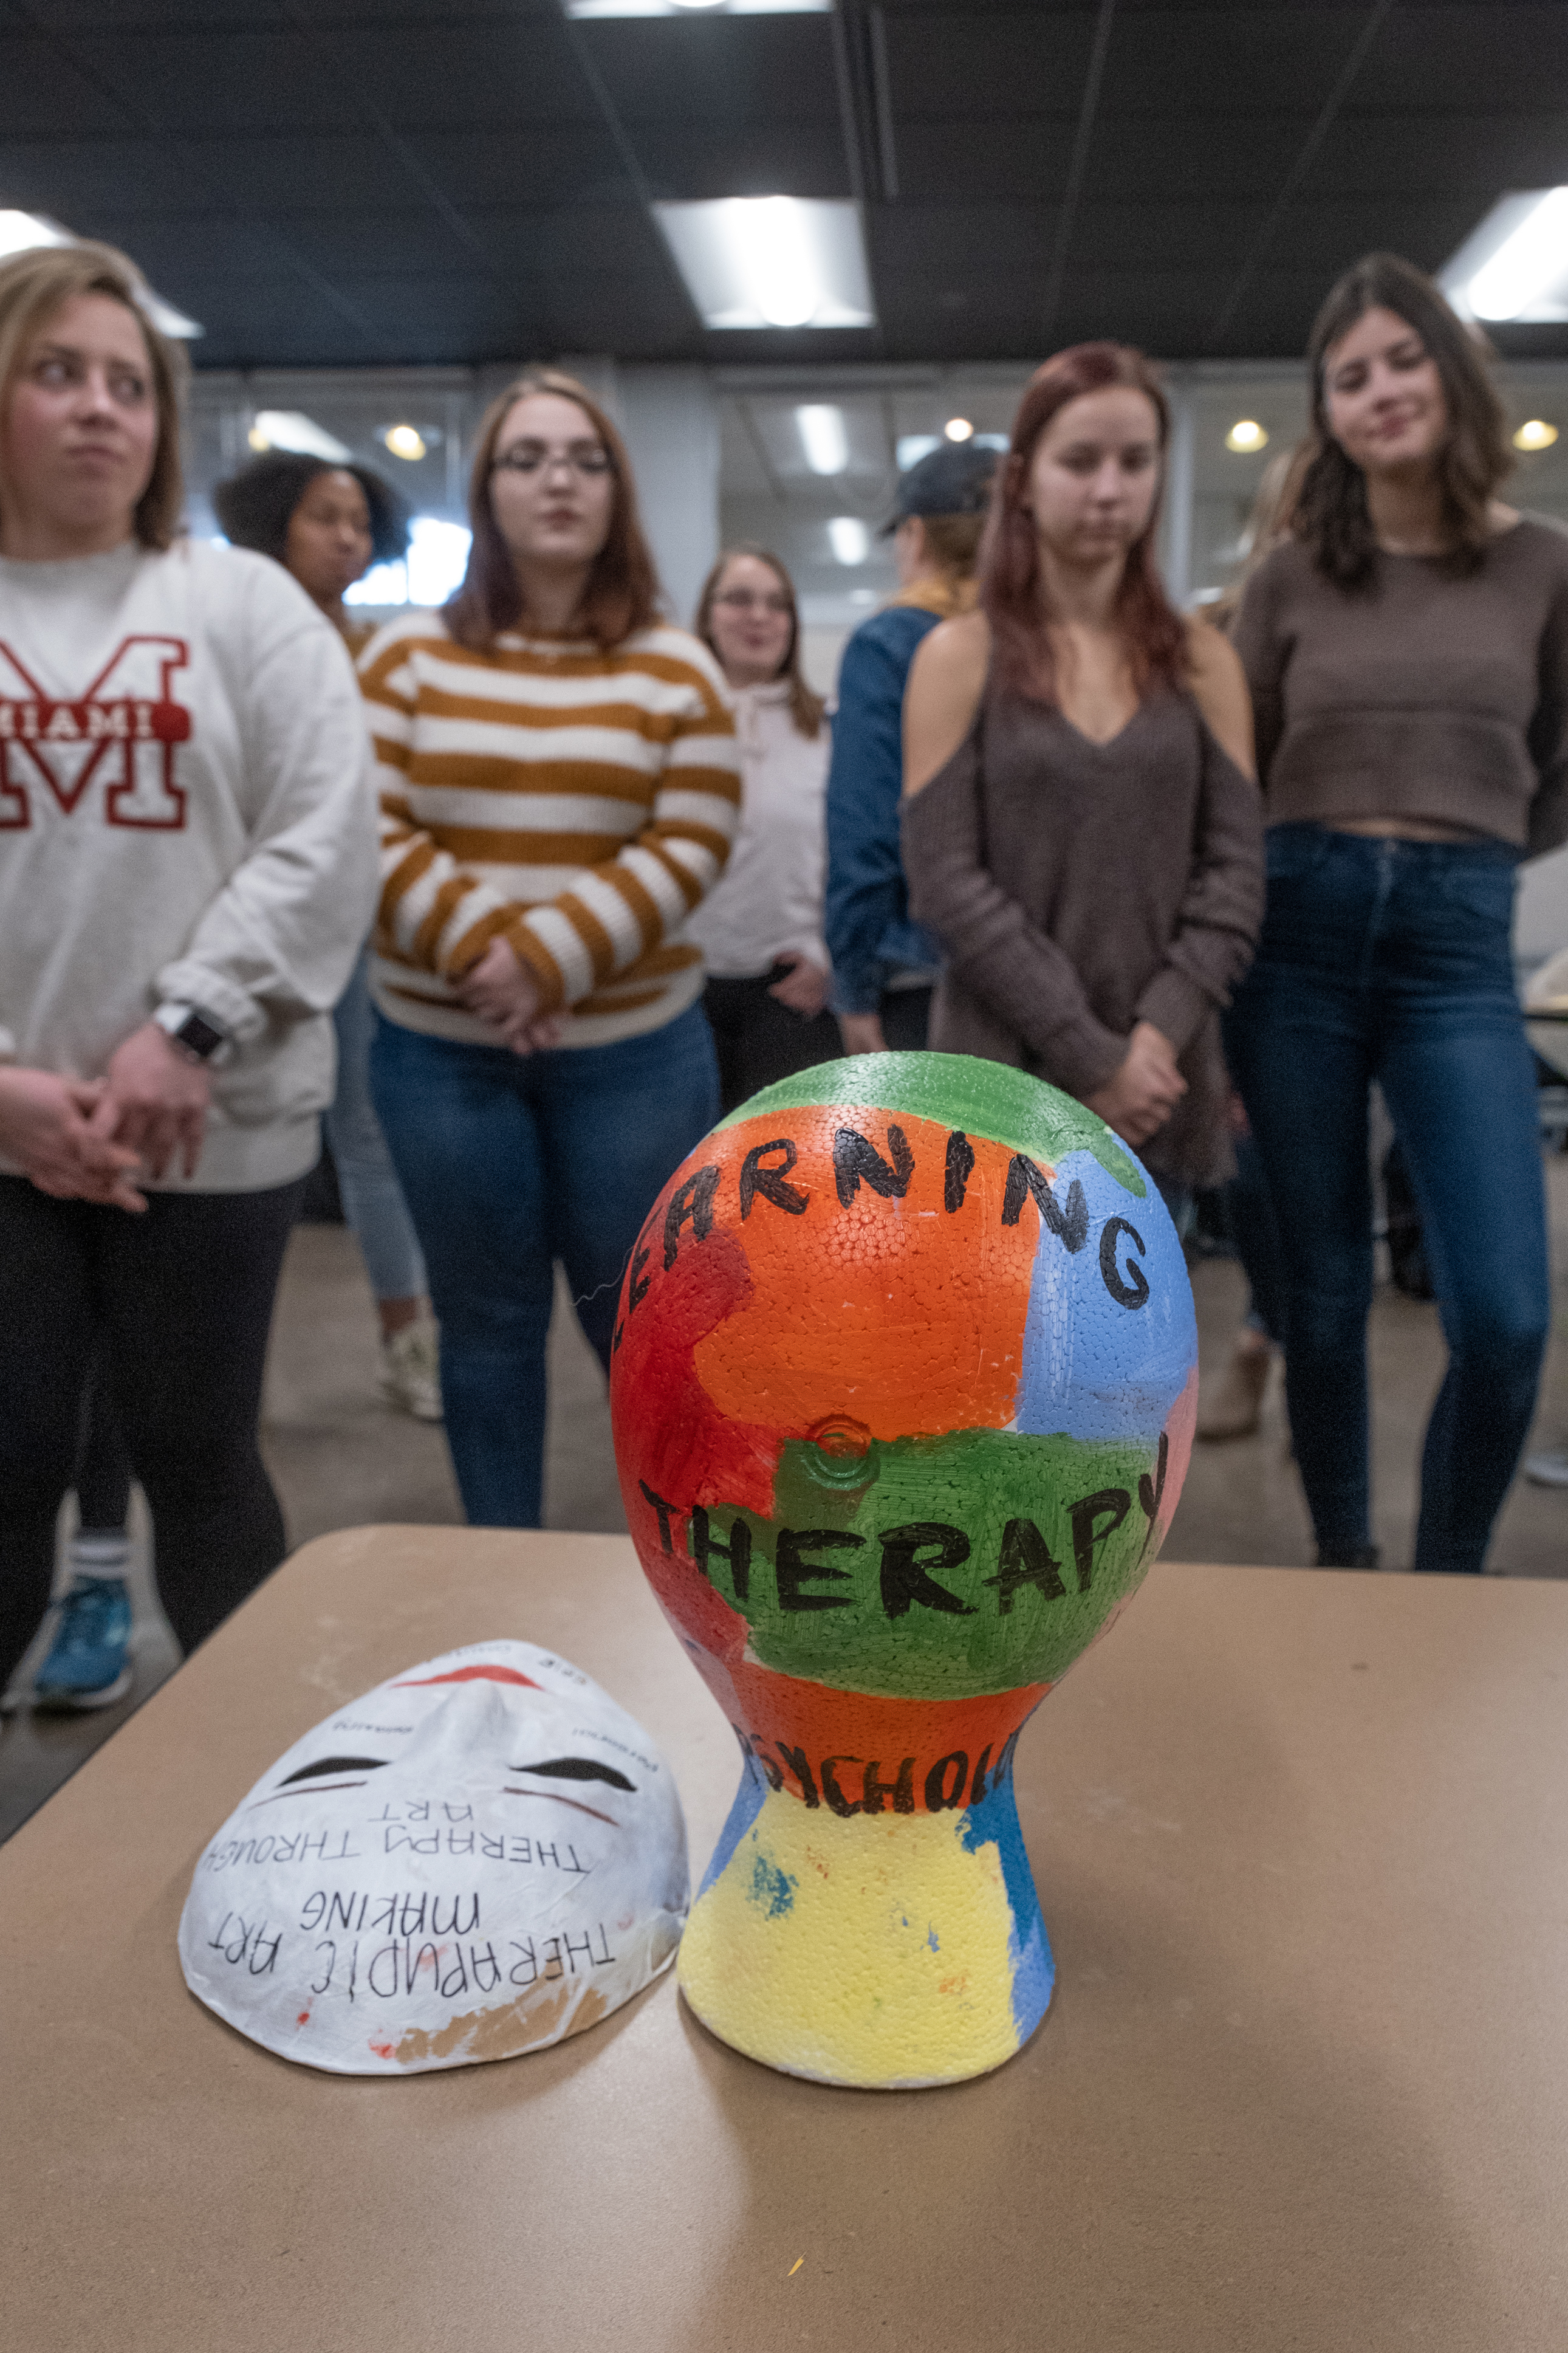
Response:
[360,370,740,1528]
[688,546,838,1112]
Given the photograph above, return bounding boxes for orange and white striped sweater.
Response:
[360,611,741,1049]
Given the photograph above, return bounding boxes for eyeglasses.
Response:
[713,589,792,615]
[492,442,613,478]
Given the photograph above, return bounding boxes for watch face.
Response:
[179,1013,225,1060]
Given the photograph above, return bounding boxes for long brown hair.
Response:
[1295,252,1512,588]
[980,342,1186,705]
[0,239,187,551]
[443,369,661,653]
[694,544,824,738]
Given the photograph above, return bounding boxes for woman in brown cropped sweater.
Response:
[901,342,1264,1204]
[1225,253,1567,1575]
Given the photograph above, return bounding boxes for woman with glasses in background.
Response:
[215,448,440,1422]
[360,371,739,1528]
[689,545,837,1112]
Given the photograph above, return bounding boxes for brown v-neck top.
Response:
[900,683,1264,1188]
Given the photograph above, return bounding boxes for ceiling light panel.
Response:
[0,208,202,337]
[750,397,886,483]
[654,199,875,331]
[828,516,869,565]
[567,0,827,15]
[0,209,71,260]
[796,404,848,475]
[1442,191,1568,325]
[248,411,352,462]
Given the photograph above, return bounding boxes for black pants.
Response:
[703,969,843,1117]
[74,1362,134,1533]
[0,1176,303,1687]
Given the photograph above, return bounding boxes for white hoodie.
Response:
[0,537,375,1190]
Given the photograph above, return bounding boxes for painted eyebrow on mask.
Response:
[279,1754,389,1784]
[508,1756,636,1790]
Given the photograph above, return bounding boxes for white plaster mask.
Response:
[178,1640,688,2074]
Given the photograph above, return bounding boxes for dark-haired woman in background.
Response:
[360,371,738,1527]
[214,450,408,651]
[689,545,837,1111]
[901,343,1263,1212]
[215,450,439,1421]
[1227,253,1567,1573]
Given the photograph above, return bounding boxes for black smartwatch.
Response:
[154,1002,230,1065]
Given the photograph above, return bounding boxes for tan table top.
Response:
[5,1527,1567,2352]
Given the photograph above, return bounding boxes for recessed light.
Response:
[248,411,351,462]
[385,425,428,462]
[796,405,848,475]
[828,517,869,566]
[1514,418,1559,451]
[944,417,974,442]
[1225,420,1268,453]
[652,198,875,331]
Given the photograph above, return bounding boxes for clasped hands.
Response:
[1084,1020,1186,1148]
[0,1018,213,1212]
[457,936,563,1055]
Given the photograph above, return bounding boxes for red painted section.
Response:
[391,1665,543,1689]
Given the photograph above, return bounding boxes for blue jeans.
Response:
[369,1003,721,1527]
[326,952,428,1304]
[1225,826,1549,1573]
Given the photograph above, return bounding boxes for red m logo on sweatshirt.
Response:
[0,636,191,831]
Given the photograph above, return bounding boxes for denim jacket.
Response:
[824,594,957,1015]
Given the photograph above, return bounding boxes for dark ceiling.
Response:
[2,0,1566,371]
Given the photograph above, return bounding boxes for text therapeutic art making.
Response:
[611,1054,1198,2089]
[179,1640,688,2073]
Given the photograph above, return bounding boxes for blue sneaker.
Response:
[33,1576,134,1710]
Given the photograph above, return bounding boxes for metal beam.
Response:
[1204,0,1397,350]
[1041,0,1117,346]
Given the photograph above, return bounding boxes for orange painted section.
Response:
[684,1633,1050,1814]
[691,1110,1043,1441]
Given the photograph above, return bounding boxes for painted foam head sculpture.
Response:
[179,1640,687,2073]
[610,1054,1196,2088]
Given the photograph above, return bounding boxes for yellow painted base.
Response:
[677,1785,1029,2088]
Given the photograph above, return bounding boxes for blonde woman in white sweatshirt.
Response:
[689,547,837,1111]
[0,240,374,1702]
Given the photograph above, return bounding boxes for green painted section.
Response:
[713,1052,1143,1198]
[687,1424,1161,1699]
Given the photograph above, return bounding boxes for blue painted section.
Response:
[748,1849,798,1917]
[959,1763,1055,2045]
[699,1758,768,1899]
[1015,1149,1196,1445]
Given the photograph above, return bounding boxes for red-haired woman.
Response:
[360,372,740,1528]
[900,343,1264,1204]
